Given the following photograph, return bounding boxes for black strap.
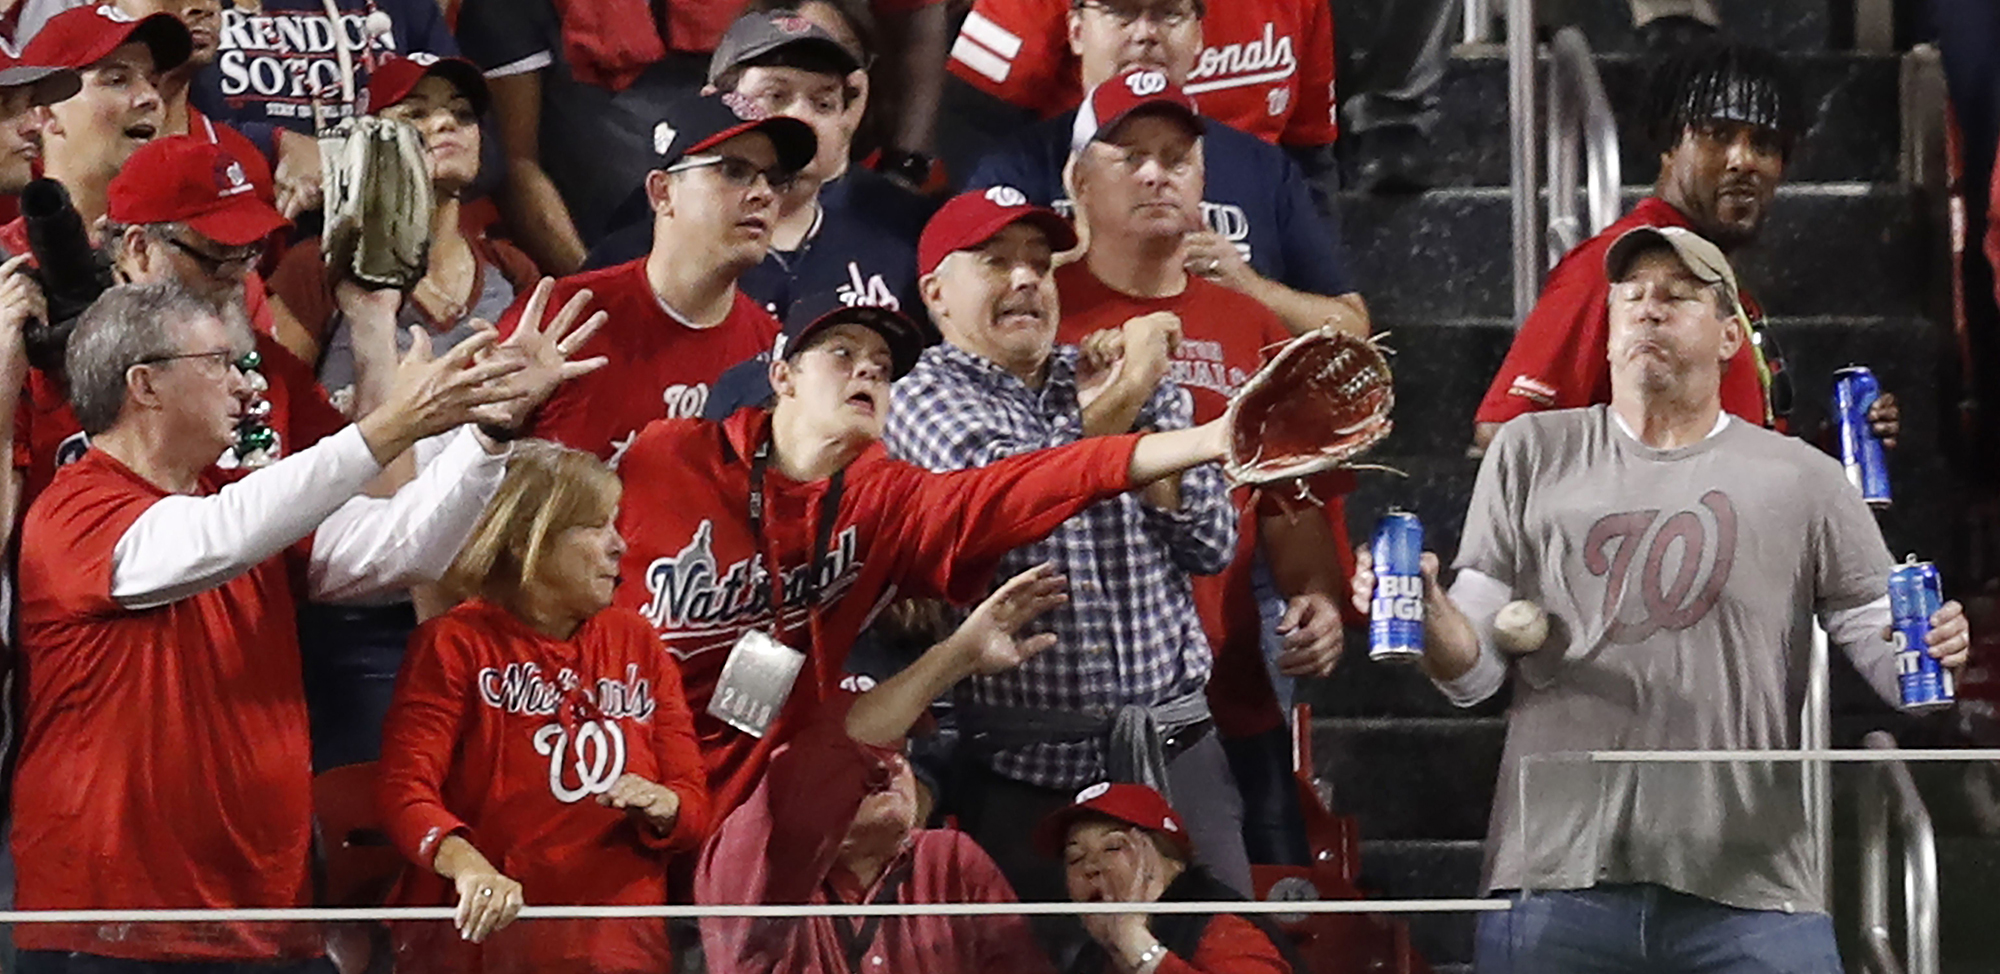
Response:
[747,435,846,645]
[832,861,913,973]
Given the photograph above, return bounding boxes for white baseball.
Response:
[364,10,394,38]
[1493,600,1549,656]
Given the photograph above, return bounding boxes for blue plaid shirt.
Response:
[885,343,1236,788]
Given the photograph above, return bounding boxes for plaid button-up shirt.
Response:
[885,343,1236,788]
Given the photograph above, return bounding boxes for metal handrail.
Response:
[1506,0,1537,321]
[1543,27,1622,265]
[1860,730,1941,974]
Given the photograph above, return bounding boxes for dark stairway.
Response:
[1307,3,1977,971]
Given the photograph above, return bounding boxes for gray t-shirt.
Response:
[1455,405,1894,914]
[319,265,518,415]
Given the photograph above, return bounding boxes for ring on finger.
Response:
[480,888,494,897]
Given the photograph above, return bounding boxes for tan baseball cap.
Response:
[1604,225,1742,313]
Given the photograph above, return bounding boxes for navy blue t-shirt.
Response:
[964,111,1355,299]
[191,0,458,137]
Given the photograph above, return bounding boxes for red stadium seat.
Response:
[313,762,404,974]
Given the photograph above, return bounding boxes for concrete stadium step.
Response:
[1311,716,1507,842]
[1339,184,1931,322]
[1411,51,1900,189]
[1358,839,1488,967]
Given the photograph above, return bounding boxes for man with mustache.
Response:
[1473,43,1899,451]
[887,185,1244,925]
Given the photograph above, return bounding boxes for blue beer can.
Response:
[1369,512,1425,663]
[1888,557,1954,713]
[1834,366,1891,509]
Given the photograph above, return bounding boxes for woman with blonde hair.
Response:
[378,441,710,973]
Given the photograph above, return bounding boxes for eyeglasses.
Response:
[664,154,799,194]
[1073,1,1197,29]
[137,348,256,374]
[162,236,262,277]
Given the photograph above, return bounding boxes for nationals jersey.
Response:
[1459,407,1895,913]
[1052,263,1356,738]
[950,0,1338,147]
[14,453,318,960]
[500,259,781,464]
[614,408,1146,815]
[1476,196,1781,430]
[379,600,709,974]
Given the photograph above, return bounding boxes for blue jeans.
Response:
[1475,884,1842,974]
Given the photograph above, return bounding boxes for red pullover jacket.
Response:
[614,408,1149,815]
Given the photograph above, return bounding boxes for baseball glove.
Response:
[1222,328,1394,486]
[320,116,434,290]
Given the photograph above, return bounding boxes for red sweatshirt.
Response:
[696,699,1055,974]
[378,600,711,974]
[614,408,1145,815]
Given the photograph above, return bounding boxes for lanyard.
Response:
[746,435,846,646]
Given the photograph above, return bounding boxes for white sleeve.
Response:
[1435,568,1513,707]
[307,427,509,603]
[110,426,383,610]
[1825,596,1901,707]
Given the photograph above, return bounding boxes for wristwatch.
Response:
[1134,942,1168,972]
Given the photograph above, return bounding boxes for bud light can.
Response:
[1833,366,1891,509]
[1888,556,1953,713]
[1369,512,1425,663]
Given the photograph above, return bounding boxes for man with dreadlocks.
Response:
[1470,43,1900,451]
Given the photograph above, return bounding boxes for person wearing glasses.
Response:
[10,136,347,520]
[10,276,602,972]
[494,90,815,465]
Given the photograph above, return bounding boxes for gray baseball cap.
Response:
[708,10,861,85]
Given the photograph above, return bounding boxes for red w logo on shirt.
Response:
[1583,490,1738,644]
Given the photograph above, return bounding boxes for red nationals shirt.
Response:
[12,324,346,515]
[13,452,318,961]
[1476,196,1777,430]
[614,408,1145,815]
[499,258,781,463]
[951,0,1338,146]
[1053,263,1355,738]
[378,600,711,974]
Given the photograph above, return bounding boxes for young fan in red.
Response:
[379,441,710,973]
[614,289,1238,818]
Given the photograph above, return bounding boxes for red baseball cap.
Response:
[366,53,490,116]
[917,186,1078,277]
[1070,66,1201,153]
[24,6,192,74]
[1034,782,1194,859]
[107,137,289,246]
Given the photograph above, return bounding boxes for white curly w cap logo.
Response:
[93,4,136,22]
[984,186,1027,207]
[1125,70,1168,97]
[1075,782,1111,803]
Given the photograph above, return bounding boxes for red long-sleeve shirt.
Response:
[696,699,1056,974]
[614,408,1146,816]
[1133,915,1293,974]
[378,600,711,974]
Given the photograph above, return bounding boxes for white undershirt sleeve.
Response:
[110,425,383,610]
[308,427,510,603]
[1436,568,1513,707]
[1823,596,1901,707]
